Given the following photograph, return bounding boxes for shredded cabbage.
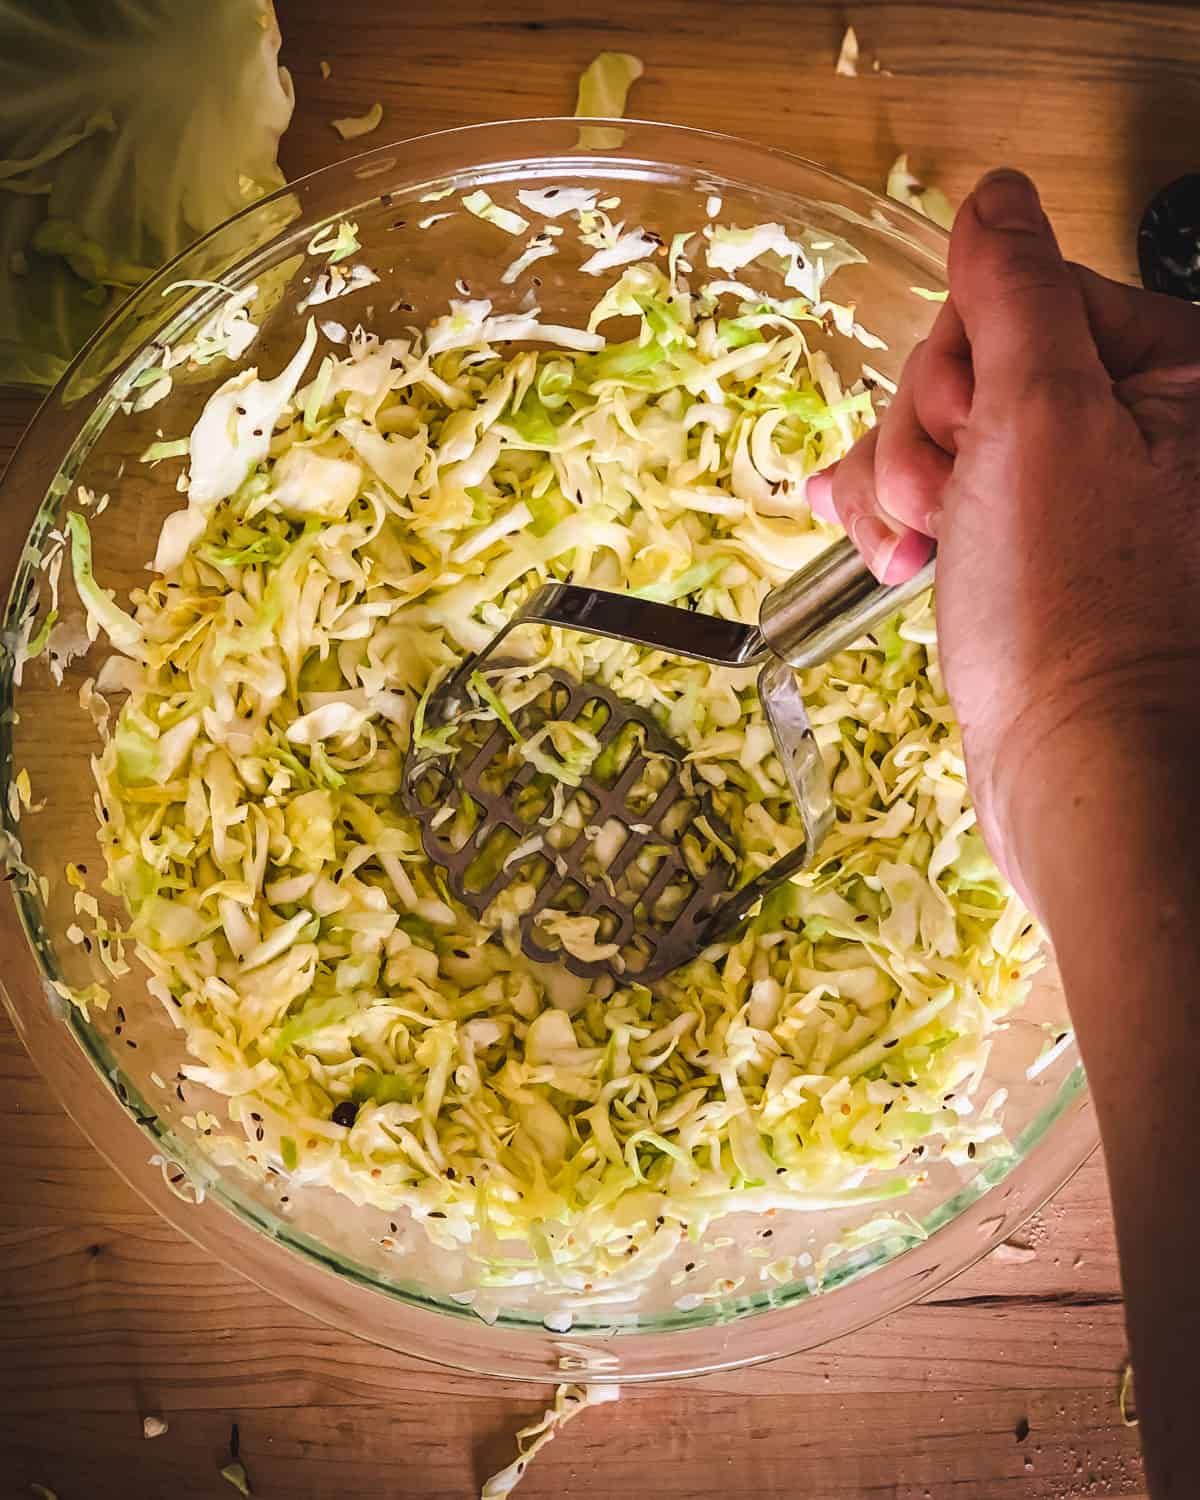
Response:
[835,26,860,76]
[574,53,644,150]
[463,191,530,238]
[886,154,956,231]
[482,1383,619,1498]
[1119,1360,1138,1427]
[67,194,1039,1301]
[331,101,383,141]
[219,1461,251,1496]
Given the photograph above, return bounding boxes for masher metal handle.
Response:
[759,535,936,671]
[494,535,935,676]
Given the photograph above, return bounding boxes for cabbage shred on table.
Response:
[64,200,1041,1292]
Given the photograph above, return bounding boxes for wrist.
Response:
[1007,709,1200,949]
[984,663,1200,908]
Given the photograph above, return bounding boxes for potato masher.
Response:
[402,536,934,982]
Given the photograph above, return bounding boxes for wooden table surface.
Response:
[4,0,1193,1493]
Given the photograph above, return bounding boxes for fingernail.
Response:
[882,529,935,584]
[850,514,901,580]
[806,467,837,522]
[973,169,1043,232]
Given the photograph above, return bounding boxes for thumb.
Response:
[948,170,1106,404]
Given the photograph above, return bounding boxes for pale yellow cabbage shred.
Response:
[482,1383,619,1498]
[886,153,956,230]
[574,51,644,150]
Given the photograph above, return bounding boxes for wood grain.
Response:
[275,0,1200,288]
[0,1015,1143,1500]
[2,0,1184,1493]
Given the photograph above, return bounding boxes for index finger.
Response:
[913,298,973,455]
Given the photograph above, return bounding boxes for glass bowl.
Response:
[0,118,1094,1382]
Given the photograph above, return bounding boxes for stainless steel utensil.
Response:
[403,536,934,981]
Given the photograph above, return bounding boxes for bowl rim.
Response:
[0,116,1096,1382]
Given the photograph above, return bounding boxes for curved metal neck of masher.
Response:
[758,535,936,672]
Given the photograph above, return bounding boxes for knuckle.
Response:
[1011,363,1107,412]
[1118,367,1200,446]
[915,350,973,427]
[876,449,943,530]
[979,244,1066,300]
[831,438,878,513]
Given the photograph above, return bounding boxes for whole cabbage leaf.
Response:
[0,0,294,388]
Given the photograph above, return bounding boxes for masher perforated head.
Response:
[401,580,838,982]
[404,665,747,980]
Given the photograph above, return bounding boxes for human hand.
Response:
[808,169,1200,905]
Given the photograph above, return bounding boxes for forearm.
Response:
[1015,726,1200,1499]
